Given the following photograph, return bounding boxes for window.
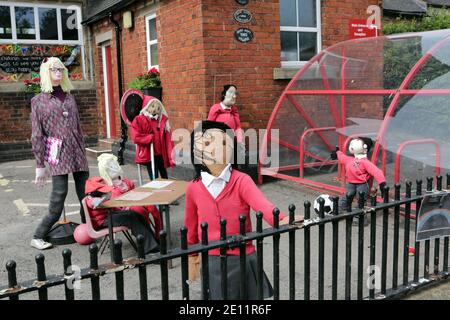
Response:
[280,0,321,66]
[0,2,82,44]
[145,13,158,69]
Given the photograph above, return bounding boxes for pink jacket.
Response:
[184,170,285,256]
[131,114,175,167]
[207,103,243,143]
[337,151,386,184]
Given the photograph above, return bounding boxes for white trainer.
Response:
[30,238,53,250]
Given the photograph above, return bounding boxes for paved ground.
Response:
[0,158,449,300]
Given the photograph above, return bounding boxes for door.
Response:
[101,44,117,138]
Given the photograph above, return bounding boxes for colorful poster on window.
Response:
[0,44,83,82]
[416,192,450,241]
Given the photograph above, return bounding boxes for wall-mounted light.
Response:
[123,11,133,29]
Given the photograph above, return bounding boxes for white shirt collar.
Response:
[220,102,231,110]
[201,164,232,187]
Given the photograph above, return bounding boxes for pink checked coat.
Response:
[31,92,89,175]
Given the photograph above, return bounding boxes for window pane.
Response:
[281,31,298,61]
[148,18,156,41]
[280,0,296,27]
[39,8,57,40]
[0,6,12,39]
[298,0,316,27]
[61,8,78,40]
[150,43,158,66]
[15,6,35,40]
[299,32,316,61]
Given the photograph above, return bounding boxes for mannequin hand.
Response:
[330,146,339,160]
[188,255,201,281]
[279,215,304,225]
[35,167,50,189]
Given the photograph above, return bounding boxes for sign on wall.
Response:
[0,44,83,82]
[349,18,379,39]
[234,28,254,43]
[234,9,252,24]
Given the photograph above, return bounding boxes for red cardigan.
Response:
[131,114,175,167]
[337,151,386,184]
[184,170,285,256]
[207,103,243,143]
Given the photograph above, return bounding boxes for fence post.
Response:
[136,234,148,300]
[381,186,390,296]
[62,249,75,300]
[6,261,18,301]
[392,184,401,290]
[369,190,377,299]
[256,212,263,301]
[35,254,48,300]
[201,222,210,300]
[220,219,228,300]
[345,193,353,300]
[331,196,339,300]
[180,227,189,301]
[318,197,325,300]
[159,231,169,300]
[434,176,443,275]
[414,180,422,282]
[113,240,124,300]
[272,208,280,300]
[89,243,100,300]
[304,201,311,300]
[288,204,296,300]
[239,215,247,300]
[357,191,365,300]
[403,181,412,286]
[424,178,433,279]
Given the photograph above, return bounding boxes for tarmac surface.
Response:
[0,158,449,300]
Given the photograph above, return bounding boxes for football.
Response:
[313,194,334,216]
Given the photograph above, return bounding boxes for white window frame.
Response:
[145,13,158,70]
[280,0,322,67]
[0,1,85,80]
[0,1,83,45]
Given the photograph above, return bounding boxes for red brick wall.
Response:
[322,0,381,48]
[88,0,381,138]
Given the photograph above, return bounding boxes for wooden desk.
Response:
[101,179,188,262]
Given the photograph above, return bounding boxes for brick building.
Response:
[0,0,381,163]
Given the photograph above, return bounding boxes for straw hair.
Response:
[39,57,74,93]
[141,98,171,131]
[97,153,119,186]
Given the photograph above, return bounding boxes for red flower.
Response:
[148,67,159,75]
[24,79,31,85]
[31,77,40,82]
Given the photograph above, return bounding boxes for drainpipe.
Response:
[109,12,127,165]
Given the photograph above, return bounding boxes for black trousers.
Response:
[34,171,89,239]
[101,210,159,254]
[145,155,167,180]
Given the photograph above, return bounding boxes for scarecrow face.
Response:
[49,62,64,84]
[223,86,237,106]
[103,157,123,180]
[193,128,233,169]
[147,100,162,116]
[349,138,366,156]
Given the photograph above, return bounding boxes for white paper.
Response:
[114,191,153,201]
[142,180,174,189]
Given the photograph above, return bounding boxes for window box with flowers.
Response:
[23,77,41,103]
[128,67,162,101]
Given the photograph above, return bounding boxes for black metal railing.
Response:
[1,174,449,300]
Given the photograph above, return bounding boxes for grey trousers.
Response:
[339,182,369,211]
[34,171,89,239]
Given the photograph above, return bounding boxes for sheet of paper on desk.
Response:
[115,191,153,201]
[142,180,174,189]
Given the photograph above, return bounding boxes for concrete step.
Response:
[85,138,115,159]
